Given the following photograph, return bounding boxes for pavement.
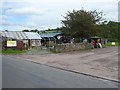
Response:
[8,46,119,82]
[2,55,118,88]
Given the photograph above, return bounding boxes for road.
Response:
[2,55,118,88]
[12,46,118,81]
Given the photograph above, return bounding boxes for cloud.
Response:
[1,20,17,27]
[106,12,118,22]
[2,0,119,3]
[0,15,8,20]
[1,0,119,31]
[5,7,44,16]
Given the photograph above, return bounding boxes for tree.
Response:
[62,9,105,38]
[22,29,29,32]
[5,30,8,32]
[29,29,39,33]
[100,21,119,42]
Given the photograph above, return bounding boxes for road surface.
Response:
[2,55,118,88]
[12,46,118,81]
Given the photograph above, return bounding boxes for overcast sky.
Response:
[0,0,119,31]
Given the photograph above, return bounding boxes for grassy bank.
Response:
[105,42,120,46]
[0,49,27,54]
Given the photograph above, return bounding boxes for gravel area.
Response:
[9,46,118,81]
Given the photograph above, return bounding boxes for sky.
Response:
[0,0,119,31]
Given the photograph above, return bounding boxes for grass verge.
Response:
[0,49,27,54]
[49,49,62,53]
[105,42,120,46]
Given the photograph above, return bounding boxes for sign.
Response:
[7,41,17,47]
[112,42,116,45]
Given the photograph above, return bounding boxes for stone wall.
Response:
[54,43,93,52]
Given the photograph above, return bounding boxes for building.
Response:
[0,31,42,50]
[90,36,102,48]
[40,32,68,47]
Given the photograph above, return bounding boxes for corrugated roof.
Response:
[40,32,62,38]
[0,31,41,40]
[40,34,53,38]
[25,32,42,39]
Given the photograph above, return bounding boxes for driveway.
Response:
[8,46,118,82]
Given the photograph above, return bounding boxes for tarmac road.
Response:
[12,46,118,81]
[2,55,118,88]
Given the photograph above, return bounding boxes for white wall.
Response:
[31,40,41,46]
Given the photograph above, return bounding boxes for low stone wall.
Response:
[54,43,93,52]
